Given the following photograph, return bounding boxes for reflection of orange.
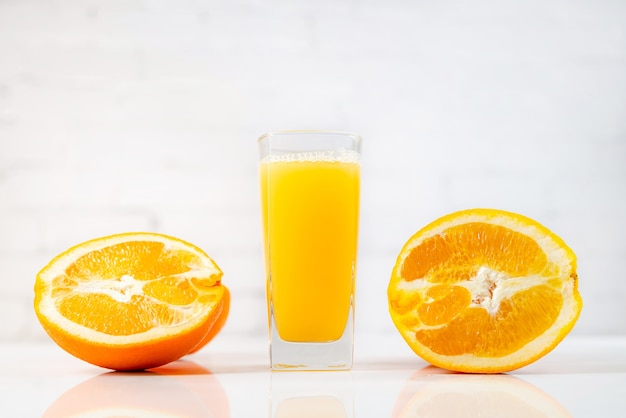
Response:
[388,209,582,373]
[392,371,571,418]
[34,232,229,370]
[42,360,229,418]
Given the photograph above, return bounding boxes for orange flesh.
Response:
[65,242,199,281]
[58,294,182,335]
[401,223,548,282]
[397,223,564,357]
[415,286,562,356]
[51,241,221,337]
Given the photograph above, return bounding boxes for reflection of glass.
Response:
[276,396,346,418]
[259,131,361,370]
[270,371,353,418]
[392,372,572,418]
[43,360,229,418]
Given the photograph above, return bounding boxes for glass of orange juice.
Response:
[259,130,361,370]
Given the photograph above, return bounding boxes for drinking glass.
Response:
[259,130,361,370]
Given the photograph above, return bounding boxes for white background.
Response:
[0,0,625,342]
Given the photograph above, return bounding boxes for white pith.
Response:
[76,274,144,304]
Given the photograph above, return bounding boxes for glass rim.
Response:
[257,129,362,144]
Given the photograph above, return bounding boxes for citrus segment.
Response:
[34,232,229,370]
[388,209,582,373]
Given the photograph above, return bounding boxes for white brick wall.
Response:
[1,0,625,341]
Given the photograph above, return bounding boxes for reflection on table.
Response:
[270,371,353,418]
[42,360,229,418]
[392,369,572,418]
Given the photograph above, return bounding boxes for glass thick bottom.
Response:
[269,303,354,371]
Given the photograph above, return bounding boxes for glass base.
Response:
[269,307,354,371]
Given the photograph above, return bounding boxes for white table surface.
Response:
[1,333,625,417]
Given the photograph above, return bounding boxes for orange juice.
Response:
[261,153,360,342]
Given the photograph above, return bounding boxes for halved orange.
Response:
[34,232,229,371]
[388,209,582,373]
